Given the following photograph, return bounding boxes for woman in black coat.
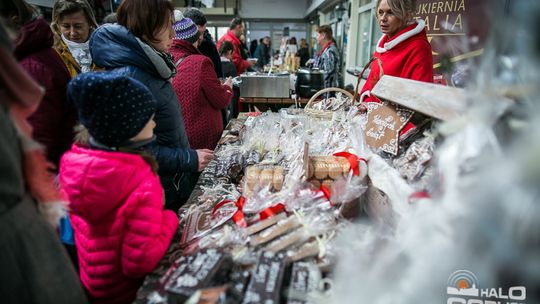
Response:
[90,0,213,210]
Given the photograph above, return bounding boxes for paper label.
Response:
[363,100,414,155]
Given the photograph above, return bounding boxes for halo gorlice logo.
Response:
[447,270,527,304]
[447,270,480,297]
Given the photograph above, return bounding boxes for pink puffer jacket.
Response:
[60,144,178,304]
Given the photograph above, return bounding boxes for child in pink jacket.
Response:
[59,72,179,304]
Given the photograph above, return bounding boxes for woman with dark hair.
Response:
[90,0,212,210]
[51,0,98,77]
[219,40,237,78]
[219,40,237,124]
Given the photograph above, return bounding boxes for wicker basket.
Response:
[304,87,355,119]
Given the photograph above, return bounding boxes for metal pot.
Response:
[295,68,324,98]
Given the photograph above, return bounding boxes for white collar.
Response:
[61,34,90,50]
[376,19,425,54]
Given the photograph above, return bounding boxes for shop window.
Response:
[355,2,382,67]
[359,0,371,6]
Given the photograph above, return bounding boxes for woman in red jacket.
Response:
[170,11,233,150]
[360,0,433,103]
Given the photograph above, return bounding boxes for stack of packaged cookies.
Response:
[244,165,285,195]
[307,156,351,188]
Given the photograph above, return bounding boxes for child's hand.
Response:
[196,149,214,172]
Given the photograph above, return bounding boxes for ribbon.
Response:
[212,196,286,228]
[332,151,367,176]
[211,196,247,228]
[319,185,332,201]
[408,191,431,204]
[258,203,286,221]
[316,184,335,207]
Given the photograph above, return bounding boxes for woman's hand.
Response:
[357,102,368,113]
[196,149,214,171]
[223,77,233,88]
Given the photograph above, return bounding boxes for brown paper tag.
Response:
[363,100,414,155]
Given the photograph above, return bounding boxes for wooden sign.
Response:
[371,75,467,121]
[363,100,414,155]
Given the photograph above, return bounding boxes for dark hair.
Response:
[289,37,297,44]
[0,0,38,28]
[182,29,201,44]
[219,40,234,56]
[51,0,98,34]
[316,25,333,41]
[229,17,243,30]
[117,0,173,44]
[183,7,206,26]
[102,12,116,24]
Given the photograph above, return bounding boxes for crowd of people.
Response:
[0,0,431,303]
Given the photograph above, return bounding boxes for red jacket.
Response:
[360,21,433,103]
[170,39,232,150]
[14,18,76,168]
[217,30,251,75]
[60,144,178,304]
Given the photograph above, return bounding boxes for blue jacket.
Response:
[90,24,198,203]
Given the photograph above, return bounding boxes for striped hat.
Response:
[173,10,199,43]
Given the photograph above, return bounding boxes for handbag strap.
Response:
[175,55,190,67]
[353,57,383,103]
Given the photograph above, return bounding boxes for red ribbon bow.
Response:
[333,151,367,176]
[212,197,286,228]
[211,196,247,228]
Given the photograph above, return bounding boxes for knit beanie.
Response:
[68,72,156,147]
[173,10,199,43]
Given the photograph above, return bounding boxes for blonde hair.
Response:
[375,0,417,23]
[51,0,98,36]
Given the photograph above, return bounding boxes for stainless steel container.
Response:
[239,74,290,98]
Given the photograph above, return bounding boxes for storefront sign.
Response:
[413,0,505,84]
